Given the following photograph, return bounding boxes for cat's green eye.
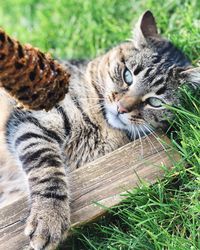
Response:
[123,68,133,86]
[146,97,164,108]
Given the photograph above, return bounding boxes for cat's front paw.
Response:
[25,202,70,250]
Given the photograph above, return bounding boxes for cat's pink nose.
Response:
[117,102,128,114]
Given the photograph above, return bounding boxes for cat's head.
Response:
[100,11,200,136]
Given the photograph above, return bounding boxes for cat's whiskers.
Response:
[130,125,137,149]
[143,124,167,152]
[135,126,144,158]
[81,103,105,114]
[79,97,104,100]
[146,124,167,151]
[140,125,164,158]
[75,93,105,113]
[90,78,106,91]
[139,125,155,154]
[129,125,134,140]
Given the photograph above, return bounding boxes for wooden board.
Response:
[0,134,179,250]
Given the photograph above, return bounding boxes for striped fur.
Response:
[1,11,199,250]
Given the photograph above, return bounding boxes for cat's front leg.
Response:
[25,170,70,249]
[18,144,70,249]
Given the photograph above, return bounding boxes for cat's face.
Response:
[101,11,199,136]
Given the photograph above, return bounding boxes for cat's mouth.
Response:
[105,107,153,140]
[117,111,145,126]
[118,112,153,138]
[107,108,146,129]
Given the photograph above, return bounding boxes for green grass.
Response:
[0,0,199,249]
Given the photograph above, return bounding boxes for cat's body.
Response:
[7,59,131,171]
[1,11,200,250]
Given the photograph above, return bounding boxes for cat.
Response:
[2,10,200,250]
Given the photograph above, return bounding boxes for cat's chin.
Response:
[106,112,128,130]
[106,111,150,140]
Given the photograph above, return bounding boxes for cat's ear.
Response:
[133,10,160,49]
[179,67,200,88]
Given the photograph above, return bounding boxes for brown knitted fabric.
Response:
[0,29,70,111]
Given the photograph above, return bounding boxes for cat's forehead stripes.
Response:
[106,40,189,97]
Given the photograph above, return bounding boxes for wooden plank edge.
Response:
[0,135,180,250]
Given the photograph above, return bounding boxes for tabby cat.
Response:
[3,11,200,250]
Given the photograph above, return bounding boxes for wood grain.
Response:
[0,134,179,250]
